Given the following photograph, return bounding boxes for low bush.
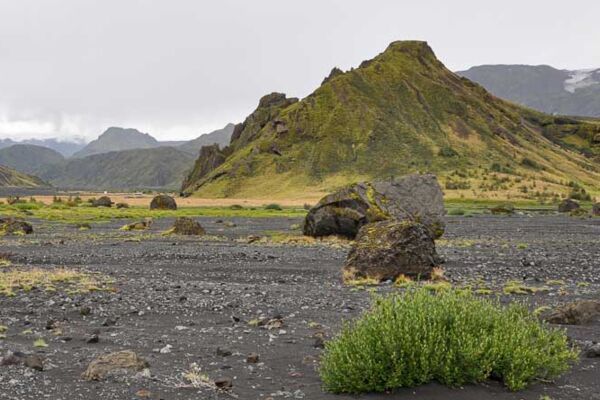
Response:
[319,288,578,393]
[264,203,282,211]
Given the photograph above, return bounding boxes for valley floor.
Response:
[0,215,599,399]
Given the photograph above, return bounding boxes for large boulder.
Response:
[544,300,600,325]
[170,217,205,235]
[558,198,579,213]
[92,196,113,208]
[343,220,442,282]
[303,174,445,239]
[81,350,149,381]
[150,194,177,210]
[0,217,33,235]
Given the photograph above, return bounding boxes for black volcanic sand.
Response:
[1,215,599,400]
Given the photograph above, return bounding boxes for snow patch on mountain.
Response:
[564,69,600,93]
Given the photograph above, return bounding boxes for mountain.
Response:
[0,165,49,187]
[179,123,235,154]
[0,138,86,157]
[181,41,600,200]
[41,147,195,190]
[0,144,65,175]
[73,127,159,158]
[457,65,600,117]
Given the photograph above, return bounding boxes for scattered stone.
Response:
[214,377,233,389]
[79,306,91,316]
[592,203,600,216]
[23,355,44,371]
[159,344,172,354]
[101,318,117,327]
[544,300,600,325]
[313,335,325,349]
[216,347,232,357]
[0,217,33,235]
[45,319,57,330]
[570,208,589,218]
[344,220,441,282]
[246,353,259,363]
[223,221,236,228]
[303,174,445,239]
[558,198,580,213]
[170,217,205,235]
[81,350,149,381]
[150,194,177,210]
[86,334,99,344]
[92,196,113,208]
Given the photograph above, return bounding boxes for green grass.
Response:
[319,288,578,393]
[0,203,306,224]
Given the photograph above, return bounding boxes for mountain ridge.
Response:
[182,40,600,200]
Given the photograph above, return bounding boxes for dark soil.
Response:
[1,215,599,400]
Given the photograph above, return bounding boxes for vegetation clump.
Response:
[319,288,578,393]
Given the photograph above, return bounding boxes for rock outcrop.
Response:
[343,220,441,282]
[150,194,177,210]
[170,217,205,235]
[0,217,33,235]
[303,174,445,239]
[81,350,149,381]
[544,300,600,325]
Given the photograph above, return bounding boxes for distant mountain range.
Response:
[0,124,233,189]
[0,165,49,188]
[0,138,86,157]
[458,65,600,117]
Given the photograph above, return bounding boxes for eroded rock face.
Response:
[150,194,177,210]
[544,300,600,325]
[0,217,33,235]
[181,145,228,193]
[343,220,441,282]
[171,217,205,235]
[558,198,580,213]
[81,350,149,381]
[303,174,445,239]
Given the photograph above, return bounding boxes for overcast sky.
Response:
[1,0,599,142]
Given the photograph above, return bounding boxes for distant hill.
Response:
[182,41,600,200]
[73,127,159,158]
[41,147,195,190]
[0,138,85,157]
[457,65,600,117]
[0,144,65,175]
[179,123,235,154]
[0,165,49,188]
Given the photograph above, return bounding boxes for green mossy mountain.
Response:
[0,144,65,175]
[182,41,600,199]
[0,165,49,188]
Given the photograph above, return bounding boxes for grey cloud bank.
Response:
[1,0,599,141]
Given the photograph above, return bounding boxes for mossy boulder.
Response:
[92,196,113,208]
[150,194,177,210]
[171,217,205,235]
[121,218,153,231]
[343,220,441,282]
[558,198,580,213]
[0,217,33,235]
[544,300,600,325]
[489,203,515,215]
[303,174,445,239]
[81,350,149,381]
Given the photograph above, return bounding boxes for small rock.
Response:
[216,347,232,357]
[86,334,99,344]
[246,353,259,363]
[101,318,117,327]
[81,350,149,381]
[79,306,91,316]
[214,377,233,389]
[24,355,44,371]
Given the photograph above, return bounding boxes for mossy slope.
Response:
[183,41,600,199]
[0,165,49,188]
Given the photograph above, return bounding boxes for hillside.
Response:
[458,65,600,117]
[73,127,159,158]
[0,138,86,157]
[0,165,49,187]
[0,144,65,175]
[182,41,600,201]
[179,123,235,154]
[42,147,195,190]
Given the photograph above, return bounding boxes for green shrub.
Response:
[447,208,466,216]
[319,288,578,393]
[229,204,244,210]
[264,203,282,211]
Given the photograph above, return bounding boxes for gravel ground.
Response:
[1,214,599,400]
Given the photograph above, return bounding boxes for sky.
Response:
[1,0,599,142]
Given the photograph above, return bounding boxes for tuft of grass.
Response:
[503,281,551,295]
[0,268,113,297]
[264,203,283,211]
[447,208,466,216]
[516,243,529,250]
[319,288,578,393]
[546,279,566,286]
[33,338,48,348]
